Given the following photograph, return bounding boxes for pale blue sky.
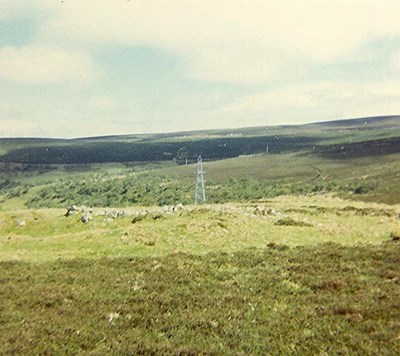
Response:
[0,0,400,138]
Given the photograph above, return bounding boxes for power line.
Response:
[194,155,206,205]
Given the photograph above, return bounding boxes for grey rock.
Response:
[81,213,92,224]
[173,203,185,212]
[65,205,79,217]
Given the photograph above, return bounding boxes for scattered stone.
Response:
[81,213,92,224]
[105,210,119,219]
[65,205,79,217]
[82,206,93,214]
[173,203,185,212]
[163,205,174,213]
[17,220,26,227]
[65,205,93,217]
[107,312,120,324]
[254,206,277,216]
[268,209,277,216]
[162,204,186,214]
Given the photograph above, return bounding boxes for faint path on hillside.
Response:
[308,162,322,180]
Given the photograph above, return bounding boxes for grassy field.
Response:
[1,196,399,354]
[1,245,399,354]
[165,151,400,182]
[1,195,399,262]
[162,151,400,204]
[1,116,399,353]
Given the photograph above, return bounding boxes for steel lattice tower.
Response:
[194,155,206,205]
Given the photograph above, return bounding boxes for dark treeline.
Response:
[0,135,320,164]
[314,137,400,159]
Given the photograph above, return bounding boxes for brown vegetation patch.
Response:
[379,269,399,283]
[334,307,363,322]
[274,217,313,227]
[305,205,395,217]
[316,278,343,291]
[390,231,400,241]
[266,242,289,250]
[341,206,394,217]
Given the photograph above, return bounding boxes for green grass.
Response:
[1,243,399,354]
[1,196,399,354]
[165,153,316,183]
[1,116,399,353]
[165,151,400,182]
[1,196,398,262]
[1,151,399,212]
[3,161,175,184]
[162,151,400,204]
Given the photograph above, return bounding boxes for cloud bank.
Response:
[34,0,400,83]
[0,45,97,85]
[0,0,399,137]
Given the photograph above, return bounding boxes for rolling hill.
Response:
[0,115,399,165]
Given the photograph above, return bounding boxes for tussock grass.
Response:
[1,196,399,354]
[1,244,399,354]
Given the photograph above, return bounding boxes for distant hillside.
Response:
[307,115,400,128]
[0,136,319,164]
[0,115,399,165]
[315,136,400,159]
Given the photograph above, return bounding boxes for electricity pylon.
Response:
[194,155,206,205]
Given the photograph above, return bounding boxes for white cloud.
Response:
[391,51,400,71]
[221,82,362,114]
[369,81,400,98]
[0,119,37,137]
[1,1,399,137]
[34,0,400,83]
[0,0,33,21]
[222,88,316,113]
[88,96,118,112]
[218,80,400,124]
[186,45,282,83]
[0,45,98,85]
[0,101,22,119]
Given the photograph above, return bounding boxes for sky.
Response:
[0,0,400,138]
